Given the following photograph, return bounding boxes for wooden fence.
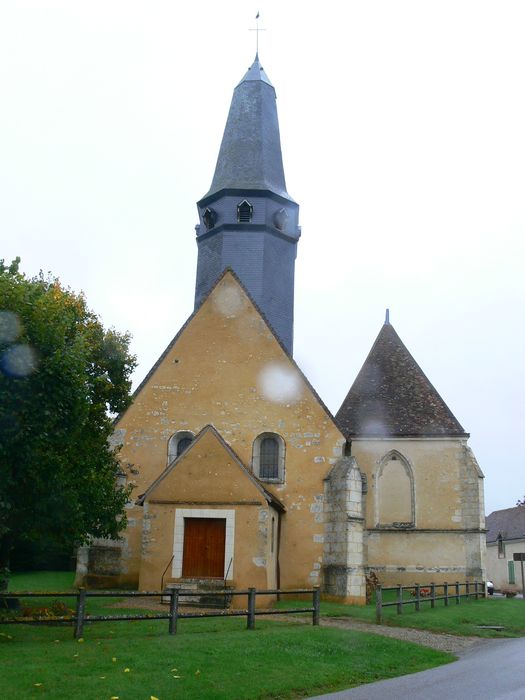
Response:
[375,581,486,624]
[0,586,320,639]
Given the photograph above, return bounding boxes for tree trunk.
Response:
[0,534,13,592]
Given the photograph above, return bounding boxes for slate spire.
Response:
[336,322,468,438]
[204,54,292,201]
[194,55,300,354]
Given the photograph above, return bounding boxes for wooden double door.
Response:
[182,517,226,578]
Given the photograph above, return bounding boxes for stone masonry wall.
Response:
[323,456,366,603]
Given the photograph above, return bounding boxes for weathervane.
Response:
[249,11,266,56]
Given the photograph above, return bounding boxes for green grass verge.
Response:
[0,572,455,700]
[8,571,76,592]
[277,597,525,638]
[0,618,453,700]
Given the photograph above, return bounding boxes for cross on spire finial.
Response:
[249,11,266,57]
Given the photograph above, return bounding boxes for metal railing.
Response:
[375,580,486,624]
[0,586,320,639]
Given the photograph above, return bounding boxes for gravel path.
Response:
[310,617,487,656]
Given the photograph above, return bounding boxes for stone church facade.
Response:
[76,55,486,603]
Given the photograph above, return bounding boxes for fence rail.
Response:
[0,586,320,638]
[375,581,487,624]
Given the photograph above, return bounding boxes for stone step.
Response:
[162,581,234,608]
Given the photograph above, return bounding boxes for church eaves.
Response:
[202,54,292,202]
[336,320,468,438]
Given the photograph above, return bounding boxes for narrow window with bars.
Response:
[237,200,253,223]
[259,437,279,479]
[252,433,285,483]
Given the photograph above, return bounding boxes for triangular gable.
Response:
[137,424,285,512]
[337,322,468,438]
[116,268,340,433]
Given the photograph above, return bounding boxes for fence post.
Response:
[415,583,420,612]
[169,588,179,635]
[312,586,320,626]
[375,584,383,625]
[247,588,256,630]
[397,584,403,615]
[430,582,435,609]
[74,588,86,640]
[475,581,479,600]
[465,581,470,601]
[444,581,449,607]
[456,581,460,605]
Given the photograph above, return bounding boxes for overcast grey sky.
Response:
[1,1,523,515]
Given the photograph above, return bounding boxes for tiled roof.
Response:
[486,505,525,543]
[336,321,468,438]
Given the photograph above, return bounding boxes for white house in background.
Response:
[486,505,525,593]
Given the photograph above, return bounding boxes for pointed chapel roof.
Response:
[336,319,468,438]
[201,54,293,202]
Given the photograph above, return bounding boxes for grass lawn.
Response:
[0,571,454,700]
[278,596,525,638]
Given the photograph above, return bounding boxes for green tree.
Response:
[0,259,136,588]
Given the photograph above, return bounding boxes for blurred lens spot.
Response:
[259,363,302,404]
[0,311,21,343]
[213,283,244,317]
[2,344,38,377]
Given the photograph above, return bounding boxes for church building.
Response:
[76,54,486,604]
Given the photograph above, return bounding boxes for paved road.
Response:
[309,636,525,700]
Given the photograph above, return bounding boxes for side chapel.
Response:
[76,55,486,603]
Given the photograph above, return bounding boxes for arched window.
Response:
[237,199,253,223]
[167,431,195,466]
[252,433,285,483]
[375,450,415,528]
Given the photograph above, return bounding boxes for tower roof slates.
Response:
[336,322,468,438]
[202,55,293,201]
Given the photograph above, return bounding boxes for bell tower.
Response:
[194,55,300,354]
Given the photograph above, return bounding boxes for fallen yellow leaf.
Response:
[112,657,117,662]
[124,668,130,673]
[172,675,181,679]
[100,676,106,679]
[77,638,84,643]
[195,670,201,676]
[151,696,160,700]
[34,683,43,687]
[73,653,79,657]
[170,668,177,672]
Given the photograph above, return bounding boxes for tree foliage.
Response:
[0,258,136,578]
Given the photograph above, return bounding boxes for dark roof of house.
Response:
[486,506,525,543]
[202,54,293,202]
[336,319,468,438]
